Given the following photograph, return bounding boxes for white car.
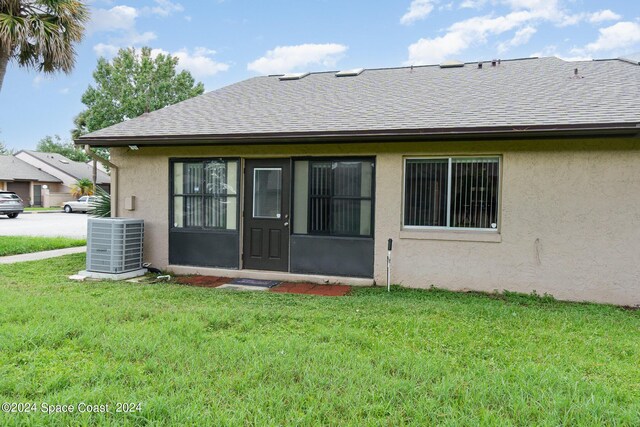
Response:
[63,196,97,213]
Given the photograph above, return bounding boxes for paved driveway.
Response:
[0,213,88,238]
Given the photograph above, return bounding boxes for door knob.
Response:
[284,221,289,227]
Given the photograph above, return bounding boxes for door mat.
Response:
[217,284,269,292]
[230,278,281,288]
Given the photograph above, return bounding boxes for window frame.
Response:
[169,157,240,232]
[292,156,376,238]
[252,167,283,219]
[402,155,501,232]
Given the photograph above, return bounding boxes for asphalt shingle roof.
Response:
[19,151,111,184]
[0,155,61,182]
[80,57,640,141]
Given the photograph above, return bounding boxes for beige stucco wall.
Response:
[110,137,640,305]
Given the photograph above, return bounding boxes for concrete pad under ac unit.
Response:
[74,268,148,281]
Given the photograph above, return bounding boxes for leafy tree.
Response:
[0,0,89,92]
[36,135,89,162]
[73,47,205,137]
[0,141,13,155]
[70,178,93,198]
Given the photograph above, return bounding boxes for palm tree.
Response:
[0,0,89,92]
[70,178,93,198]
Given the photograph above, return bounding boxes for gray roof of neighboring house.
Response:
[18,151,111,184]
[79,57,640,145]
[0,155,61,183]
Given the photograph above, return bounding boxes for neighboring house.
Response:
[78,56,640,306]
[15,151,111,207]
[0,155,62,206]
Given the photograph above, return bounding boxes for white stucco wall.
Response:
[110,137,640,305]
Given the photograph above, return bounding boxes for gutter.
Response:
[84,145,118,217]
[78,122,640,147]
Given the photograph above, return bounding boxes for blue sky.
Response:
[1,0,639,150]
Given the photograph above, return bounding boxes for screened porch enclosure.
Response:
[172,161,238,230]
[168,156,376,278]
[169,159,240,269]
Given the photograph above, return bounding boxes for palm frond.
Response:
[90,186,111,218]
[0,0,88,74]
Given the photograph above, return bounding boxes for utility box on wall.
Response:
[86,218,144,274]
[124,196,136,211]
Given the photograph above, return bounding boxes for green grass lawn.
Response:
[0,237,86,257]
[1,255,639,426]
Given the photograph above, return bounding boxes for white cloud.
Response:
[93,43,120,57]
[89,5,157,55]
[405,0,625,65]
[88,5,138,34]
[498,25,536,52]
[407,10,537,64]
[407,32,470,65]
[558,9,622,27]
[581,21,640,53]
[588,10,622,24]
[92,31,157,58]
[127,31,157,45]
[510,25,536,45]
[144,0,184,17]
[400,0,435,25]
[151,47,229,78]
[173,48,230,78]
[460,0,487,9]
[247,43,348,74]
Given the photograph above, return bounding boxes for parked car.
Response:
[63,196,97,213]
[0,191,24,218]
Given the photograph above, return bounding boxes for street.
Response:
[0,213,88,238]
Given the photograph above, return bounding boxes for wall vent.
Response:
[87,218,144,273]
[336,68,365,77]
[279,72,310,81]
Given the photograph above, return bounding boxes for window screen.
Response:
[404,157,499,230]
[172,159,238,230]
[294,159,374,237]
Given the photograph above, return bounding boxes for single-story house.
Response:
[78,56,640,306]
[15,151,111,207]
[0,155,62,206]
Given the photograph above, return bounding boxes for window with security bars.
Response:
[293,159,374,237]
[404,157,500,230]
[172,160,239,230]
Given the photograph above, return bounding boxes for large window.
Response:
[404,157,500,230]
[293,158,374,237]
[172,159,239,230]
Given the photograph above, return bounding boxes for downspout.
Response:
[84,145,118,217]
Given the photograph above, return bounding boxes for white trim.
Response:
[252,167,282,219]
[402,155,501,231]
[399,229,501,243]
